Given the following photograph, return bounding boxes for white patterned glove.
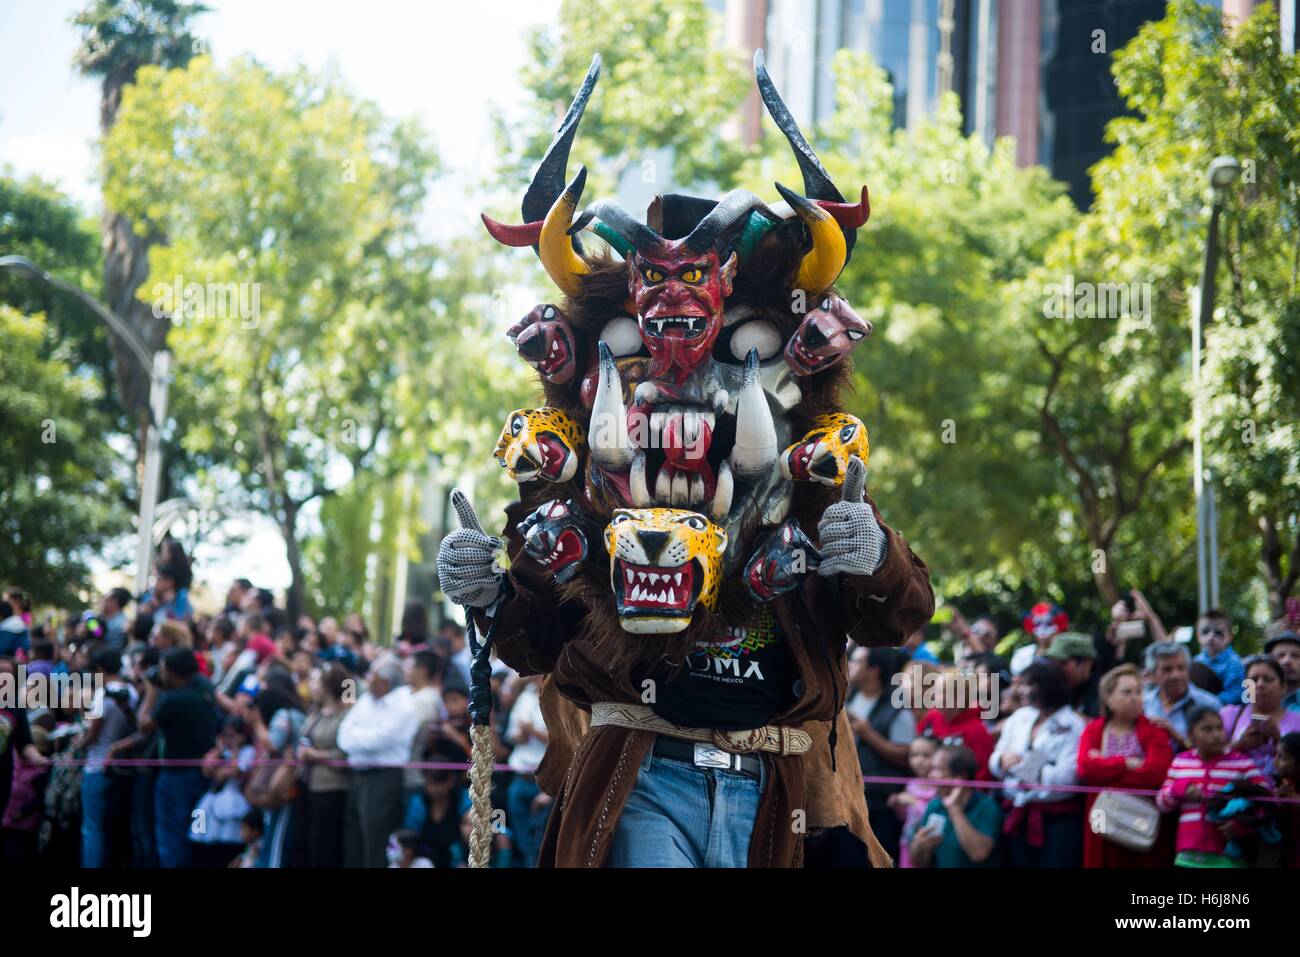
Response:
[816,456,887,577]
[436,489,505,608]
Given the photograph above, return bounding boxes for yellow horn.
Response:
[775,182,846,295]
[539,167,590,299]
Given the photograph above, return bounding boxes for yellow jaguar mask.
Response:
[779,413,869,486]
[494,408,585,483]
[604,508,727,634]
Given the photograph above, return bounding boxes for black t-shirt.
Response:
[153,682,219,761]
[649,606,800,731]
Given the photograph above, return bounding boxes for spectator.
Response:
[900,627,939,664]
[1187,661,1222,699]
[338,656,417,867]
[433,672,473,758]
[25,636,56,680]
[1276,733,1300,867]
[1077,663,1173,868]
[907,744,1002,868]
[192,716,255,867]
[1102,589,1167,669]
[3,588,32,628]
[142,564,192,622]
[101,588,132,652]
[1011,602,1069,676]
[915,685,995,781]
[395,601,431,654]
[0,600,29,657]
[504,673,551,867]
[1264,626,1300,712]
[1194,610,1245,706]
[232,809,264,868]
[953,613,1000,670]
[244,666,306,866]
[1142,641,1221,751]
[296,664,353,868]
[1156,706,1272,868]
[223,578,254,622]
[401,651,445,796]
[80,647,138,868]
[138,647,219,867]
[887,735,939,868]
[1044,632,1100,718]
[387,828,433,868]
[1219,656,1300,777]
[403,765,470,869]
[442,622,471,687]
[847,645,915,861]
[990,662,1086,867]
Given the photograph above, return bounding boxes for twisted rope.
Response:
[468,724,496,868]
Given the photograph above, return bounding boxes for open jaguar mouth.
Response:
[612,557,702,628]
[784,439,839,483]
[641,315,708,339]
[538,527,584,567]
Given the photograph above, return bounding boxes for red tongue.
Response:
[663,414,712,468]
[791,442,814,479]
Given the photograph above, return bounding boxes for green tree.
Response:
[0,305,128,605]
[102,55,517,618]
[495,0,751,202]
[72,0,207,455]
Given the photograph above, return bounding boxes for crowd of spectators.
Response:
[848,592,1300,868]
[0,540,551,868]
[5,547,1300,869]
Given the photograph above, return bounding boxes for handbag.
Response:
[243,750,298,810]
[1089,790,1160,851]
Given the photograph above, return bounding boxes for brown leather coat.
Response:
[481,494,934,867]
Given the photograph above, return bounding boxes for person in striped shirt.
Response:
[1156,705,1272,868]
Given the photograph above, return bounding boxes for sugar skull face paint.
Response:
[604,508,727,633]
[493,408,585,483]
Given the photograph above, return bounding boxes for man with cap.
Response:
[338,655,419,867]
[1045,632,1100,719]
[1265,625,1300,713]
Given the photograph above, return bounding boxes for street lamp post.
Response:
[0,255,170,599]
[1192,156,1241,614]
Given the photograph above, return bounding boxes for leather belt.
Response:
[589,701,811,756]
[652,736,762,779]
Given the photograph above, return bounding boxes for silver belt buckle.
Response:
[693,742,734,770]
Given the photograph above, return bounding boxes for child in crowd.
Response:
[193,716,256,867]
[1276,733,1300,868]
[888,735,940,868]
[387,829,434,868]
[1156,706,1272,868]
[231,810,264,868]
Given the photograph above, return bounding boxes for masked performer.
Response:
[437,51,933,867]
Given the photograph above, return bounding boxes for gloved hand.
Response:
[816,456,887,578]
[436,489,505,608]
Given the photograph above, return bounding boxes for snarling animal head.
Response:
[604,508,727,633]
[780,413,870,486]
[493,408,584,483]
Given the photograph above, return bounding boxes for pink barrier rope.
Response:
[21,758,1300,804]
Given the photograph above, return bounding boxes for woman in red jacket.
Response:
[1077,664,1173,867]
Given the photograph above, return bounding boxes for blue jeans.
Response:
[608,748,765,867]
[507,774,552,868]
[154,768,207,868]
[132,770,159,868]
[81,772,111,867]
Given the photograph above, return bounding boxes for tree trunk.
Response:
[1259,514,1299,620]
[280,501,306,624]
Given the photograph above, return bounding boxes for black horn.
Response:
[521,53,602,224]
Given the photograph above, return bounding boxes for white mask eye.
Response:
[678,515,706,531]
[612,512,634,525]
[599,316,642,357]
[729,320,781,361]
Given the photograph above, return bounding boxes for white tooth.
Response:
[630,584,641,601]
[650,573,660,585]
[651,412,666,446]
[626,568,635,584]
[630,452,651,506]
[667,588,675,604]
[690,473,705,504]
[638,572,648,583]
[684,412,699,448]
[730,350,778,479]
[657,590,668,603]
[674,572,683,586]
[655,467,672,502]
[671,472,689,505]
[655,319,664,333]
[712,390,728,417]
[711,459,734,521]
[590,342,633,469]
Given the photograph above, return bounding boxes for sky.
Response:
[0,0,561,594]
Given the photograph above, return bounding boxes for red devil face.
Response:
[628,248,737,383]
